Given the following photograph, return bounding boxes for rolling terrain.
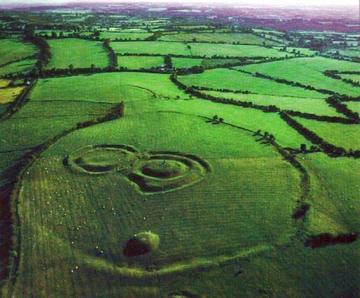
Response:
[0,7,359,298]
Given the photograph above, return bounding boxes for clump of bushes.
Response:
[123,231,160,257]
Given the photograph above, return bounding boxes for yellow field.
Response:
[0,87,23,104]
[0,79,10,88]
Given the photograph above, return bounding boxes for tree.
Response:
[69,64,74,72]
[24,24,35,38]
[164,55,172,69]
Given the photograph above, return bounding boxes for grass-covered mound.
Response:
[141,159,187,179]
[123,231,160,257]
[67,145,210,194]
[66,144,138,174]
[128,152,210,194]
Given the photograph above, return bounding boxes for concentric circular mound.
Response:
[123,231,160,257]
[141,159,188,179]
[65,145,210,194]
[66,144,138,175]
[128,152,211,194]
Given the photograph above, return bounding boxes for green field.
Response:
[347,101,360,114]
[30,72,190,102]
[172,57,203,68]
[112,41,291,58]
[118,55,164,69]
[340,74,360,83]
[239,57,360,97]
[326,48,360,58]
[0,58,37,77]
[203,91,339,116]
[47,38,109,69]
[100,32,153,40]
[303,154,359,235]
[178,68,325,98]
[295,116,360,150]
[159,32,282,46]
[0,38,37,66]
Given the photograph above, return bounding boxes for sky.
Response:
[1,0,358,6]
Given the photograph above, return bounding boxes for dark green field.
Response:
[0,4,359,298]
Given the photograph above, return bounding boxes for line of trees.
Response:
[285,110,358,124]
[326,96,359,122]
[103,39,118,69]
[117,52,290,61]
[32,65,171,78]
[24,25,51,76]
